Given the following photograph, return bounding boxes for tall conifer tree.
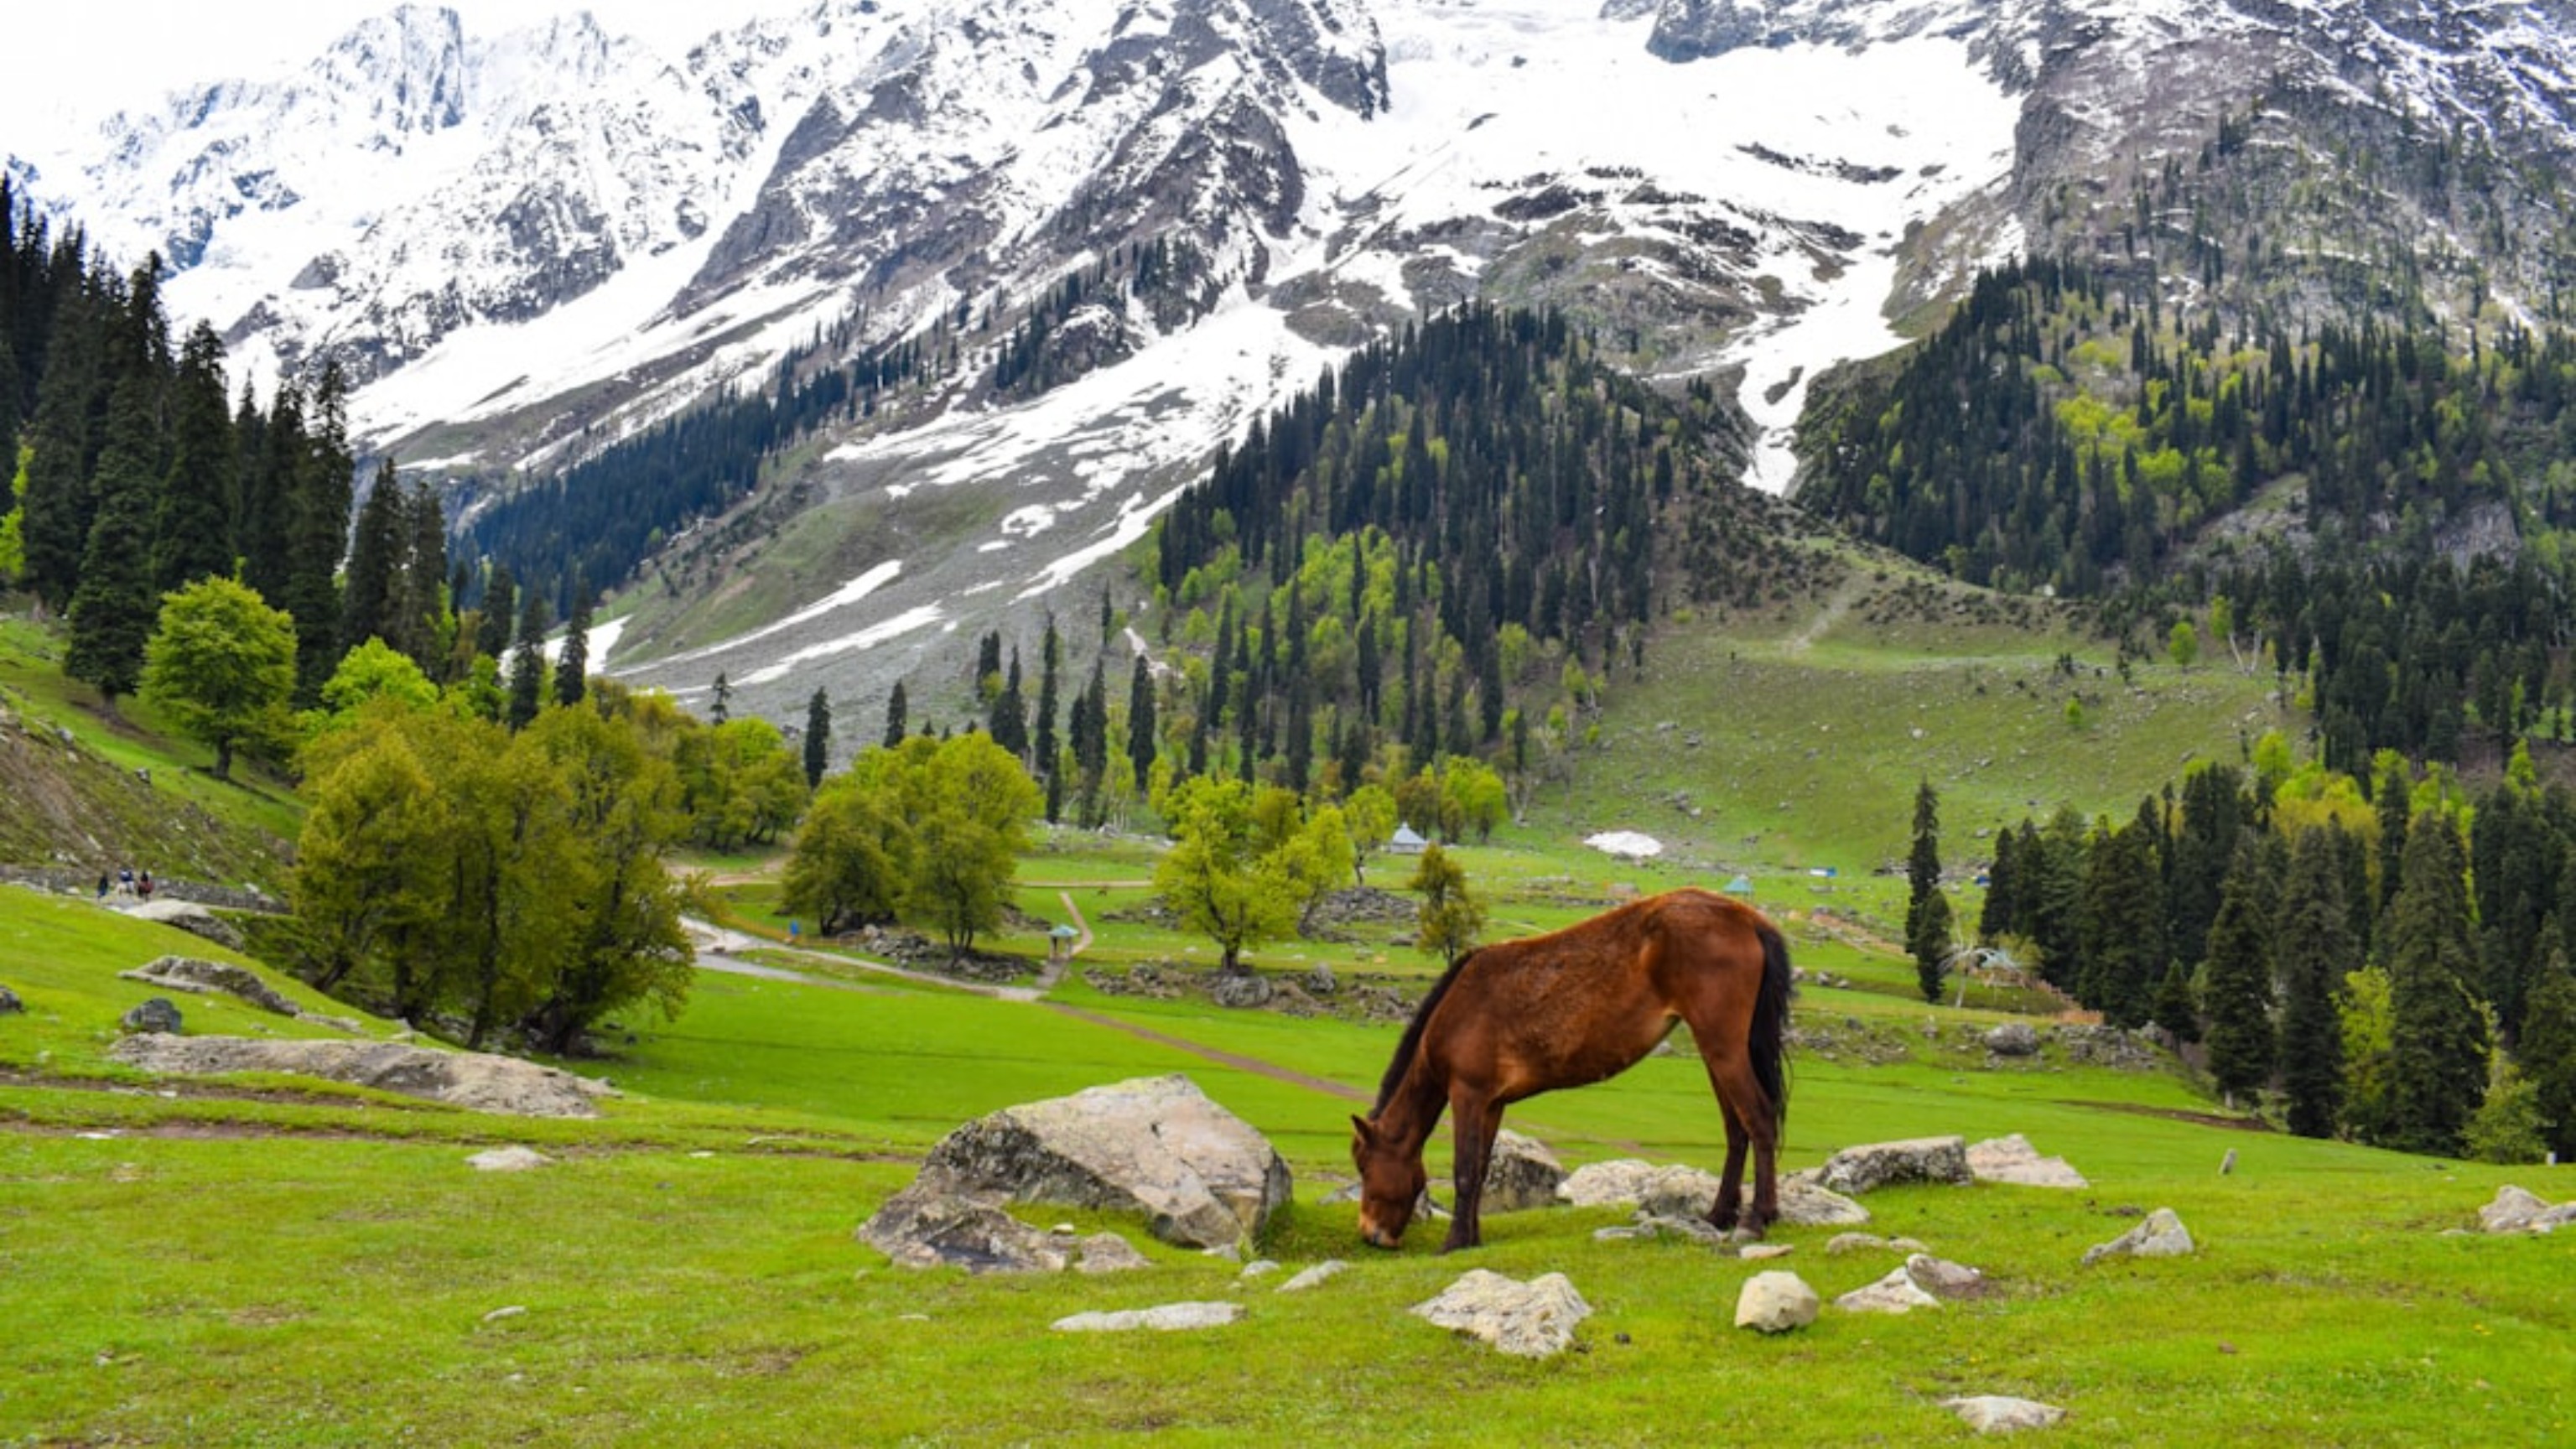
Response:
[553,582,593,707]
[154,321,236,591]
[803,688,832,788]
[2277,825,2355,1138]
[2201,834,2277,1104]
[63,374,161,709]
[2383,810,2490,1155]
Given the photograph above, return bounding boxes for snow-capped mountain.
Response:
[15,0,2576,718]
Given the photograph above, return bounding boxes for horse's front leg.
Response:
[1441,1092,1499,1253]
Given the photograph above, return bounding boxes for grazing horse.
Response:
[1350,887,1792,1252]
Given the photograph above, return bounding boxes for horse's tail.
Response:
[1750,921,1794,1133]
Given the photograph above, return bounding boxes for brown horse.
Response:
[1350,887,1792,1251]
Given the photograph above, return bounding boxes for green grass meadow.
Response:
[8,880,2574,1447]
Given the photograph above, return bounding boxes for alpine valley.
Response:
[14,0,2576,725]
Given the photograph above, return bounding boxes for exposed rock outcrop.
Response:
[107,1035,615,1117]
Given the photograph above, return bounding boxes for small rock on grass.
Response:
[1052,1301,1242,1332]
[1074,1233,1150,1274]
[1941,1395,2066,1434]
[1836,1266,1940,1314]
[1739,1243,1794,1261]
[2082,1207,2194,1265]
[480,1306,527,1324]
[1275,1260,1348,1293]
[468,1147,552,1172]
[1411,1270,1592,1358]
[1734,1270,1819,1333]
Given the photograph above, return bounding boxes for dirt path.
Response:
[684,919,1044,1002]
[1784,572,1870,655]
[1041,1002,1370,1103]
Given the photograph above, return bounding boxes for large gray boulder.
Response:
[1983,1022,2042,1057]
[1483,1130,1567,1213]
[902,1075,1290,1250]
[1411,1270,1592,1358]
[1967,1134,2089,1189]
[2082,1208,2195,1265]
[107,1036,614,1117]
[122,899,247,952]
[119,956,298,1016]
[1814,1136,1972,1195]
[2478,1185,2576,1233]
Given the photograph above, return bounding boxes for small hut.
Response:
[1389,823,1429,856]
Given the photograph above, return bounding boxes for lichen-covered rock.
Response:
[1733,1270,1818,1333]
[1943,1395,2067,1434]
[119,998,184,1035]
[1411,1270,1592,1358]
[1814,1136,1971,1195]
[1052,1301,1240,1332]
[1483,1130,1567,1213]
[1276,1260,1348,1292]
[1967,1134,2088,1189]
[1836,1266,1941,1314]
[119,956,297,1015]
[2082,1208,2194,1265]
[122,899,247,952]
[860,1181,1069,1273]
[1904,1253,1989,1299]
[1074,1233,1152,1274]
[106,1036,614,1116]
[1778,1178,1872,1226]
[906,1074,1291,1249]
[1984,1022,2042,1057]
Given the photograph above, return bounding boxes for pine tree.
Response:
[154,320,237,591]
[396,479,449,672]
[2519,934,2576,1162]
[2200,834,2277,1104]
[553,584,593,707]
[2152,962,2200,1043]
[475,563,517,662]
[1128,653,1157,784]
[989,649,1028,758]
[1912,890,1955,1004]
[2382,809,2490,1155]
[340,460,405,654]
[18,278,102,613]
[2078,810,2166,1027]
[803,687,832,788]
[1906,779,1944,998]
[1980,827,2019,942]
[884,680,908,748]
[709,671,731,725]
[240,380,302,606]
[283,364,354,704]
[2276,825,2355,1138]
[506,589,551,731]
[1035,615,1061,793]
[63,373,162,710]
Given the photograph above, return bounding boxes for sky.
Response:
[1,1,770,153]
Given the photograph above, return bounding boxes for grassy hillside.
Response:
[8,846,2573,1446]
[0,618,295,891]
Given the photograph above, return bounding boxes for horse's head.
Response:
[1349,1114,1426,1249]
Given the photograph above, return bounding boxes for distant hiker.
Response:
[138,871,154,901]
[117,866,135,897]
[96,873,111,901]
[788,920,800,942]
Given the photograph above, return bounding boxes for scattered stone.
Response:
[1239,1259,1281,1280]
[1739,1243,1794,1261]
[468,1146,552,1172]
[1813,1136,1971,1195]
[1983,1022,2041,1057]
[1593,1226,1654,1242]
[1202,1242,1244,1263]
[1302,963,1337,997]
[107,1036,615,1116]
[860,1182,1069,1273]
[1778,1179,1872,1226]
[1411,1270,1592,1358]
[1836,1266,1941,1314]
[480,1306,527,1324]
[1276,1260,1348,1293]
[1628,1212,1731,1246]
[1941,1395,2066,1434]
[1904,1253,1989,1299]
[119,956,297,1015]
[1888,1236,1930,1254]
[1052,1301,1242,1333]
[2478,1185,2576,1233]
[1483,1130,1567,1213]
[1967,1135,2090,1189]
[119,998,184,1035]
[2219,1149,2237,1176]
[1826,1232,1889,1255]
[2083,1208,2195,1265]
[122,899,247,952]
[1318,1181,1361,1206]
[1075,1233,1152,1275]
[1733,1270,1819,1333]
[1208,970,1275,1010]
[1561,1159,1718,1210]
[886,1074,1289,1251]
[0,983,22,1014]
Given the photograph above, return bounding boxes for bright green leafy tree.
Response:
[140,574,297,781]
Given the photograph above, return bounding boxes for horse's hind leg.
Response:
[1696,1044,1780,1238]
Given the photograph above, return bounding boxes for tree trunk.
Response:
[214,737,234,782]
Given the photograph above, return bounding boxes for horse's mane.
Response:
[1372,948,1479,1114]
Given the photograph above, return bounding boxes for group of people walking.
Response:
[96,866,153,901]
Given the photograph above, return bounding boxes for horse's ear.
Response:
[1350,1114,1376,1144]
